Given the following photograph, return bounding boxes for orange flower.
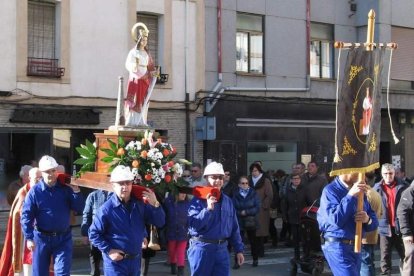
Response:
[117,148,125,156]
[140,150,147,158]
[132,160,140,168]
[144,174,152,181]
[141,138,147,145]
[163,149,170,157]
[167,161,175,167]
[164,174,172,183]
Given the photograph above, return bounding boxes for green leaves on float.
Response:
[74,139,97,176]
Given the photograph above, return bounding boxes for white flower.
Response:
[154,176,161,183]
[158,168,166,178]
[173,164,183,175]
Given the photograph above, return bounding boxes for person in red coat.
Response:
[0,167,43,276]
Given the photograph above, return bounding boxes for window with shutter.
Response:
[391,27,414,81]
[137,13,159,66]
[27,0,64,78]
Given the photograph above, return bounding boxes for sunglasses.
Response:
[209,175,224,180]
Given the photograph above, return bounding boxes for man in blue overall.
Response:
[317,173,379,276]
[187,161,245,276]
[81,189,111,276]
[21,155,85,276]
[88,165,165,276]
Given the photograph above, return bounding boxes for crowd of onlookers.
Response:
[2,156,414,276]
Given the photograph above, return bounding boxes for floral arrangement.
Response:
[75,130,190,195]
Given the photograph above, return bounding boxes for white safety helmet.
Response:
[110,165,134,183]
[38,155,59,172]
[203,162,224,176]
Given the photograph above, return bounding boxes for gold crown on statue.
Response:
[131,22,149,42]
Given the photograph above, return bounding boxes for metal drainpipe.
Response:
[185,0,191,162]
[205,0,223,114]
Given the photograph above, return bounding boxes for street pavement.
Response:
[71,242,403,276]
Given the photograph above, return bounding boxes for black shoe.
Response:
[232,263,240,269]
[170,264,177,274]
[177,266,184,276]
[252,260,258,267]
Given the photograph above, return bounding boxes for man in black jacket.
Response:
[397,181,414,276]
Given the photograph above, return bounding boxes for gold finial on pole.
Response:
[366,9,375,51]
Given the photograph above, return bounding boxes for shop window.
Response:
[247,142,297,173]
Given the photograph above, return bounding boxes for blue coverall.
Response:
[317,177,378,276]
[21,179,85,276]
[81,190,112,276]
[188,193,244,276]
[88,193,165,276]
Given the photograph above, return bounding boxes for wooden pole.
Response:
[354,9,375,253]
[354,173,365,252]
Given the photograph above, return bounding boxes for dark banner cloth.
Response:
[331,47,385,176]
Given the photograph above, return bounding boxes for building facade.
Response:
[0,0,205,197]
[202,0,414,177]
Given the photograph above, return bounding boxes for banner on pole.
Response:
[331,47,385,176]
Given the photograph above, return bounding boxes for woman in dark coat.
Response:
[233,176,261,268]
[248,163,274,258]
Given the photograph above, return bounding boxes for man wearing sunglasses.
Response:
[89,165,165,276]
[188,163,207,188]
[187,162,244,275]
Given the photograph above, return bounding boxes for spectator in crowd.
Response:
[188,163,207,187]
[221,170,237,198]
[233,176,261,268]
[248,162,273,257]
[21,155,84,276]
[164,188,190,275]
[88,165,165,275]
[181,169,191,182]
[302,161,327,205]
[81,189,111,276]
[281,173,307,262]
[397,180,414,276]
[7,165,32,205]
[360,172,382,276]
[0,167,42,276]
[374,163,408,275]
[279,163,304,244]
[269,169,283,247]
[317,173,378,275]
[395,167,412,185]
[187,161,244,275]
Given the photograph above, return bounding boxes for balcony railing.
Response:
[156,66,169,84]
[27,57,65,78]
